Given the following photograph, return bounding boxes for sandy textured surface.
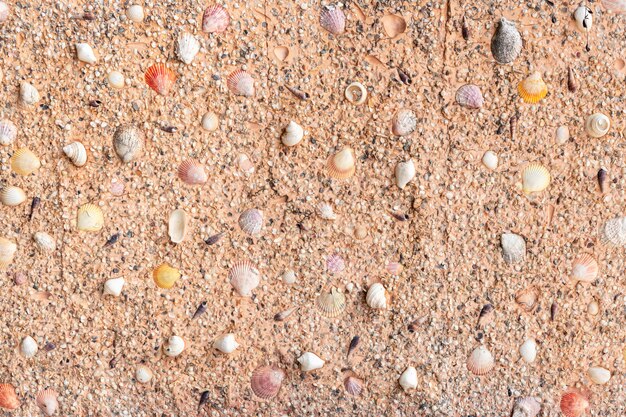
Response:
[0,0,625,416]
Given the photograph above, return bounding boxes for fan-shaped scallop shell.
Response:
[0,383,19,410]
[316,287,346,317]
[36,389,58,416]
[176,33,200,65]
[11,147,40,175]
[0,186,26,206]
[0,119,16,146]
[560,389,589,417]
[238,208,263,235]
[381,14,407,38]
[518,72,548,104]
[113,124,144,163]
[228,261,260,296]
[76,203,104,232]
[466,345,495,375]
[0,237,17,269]
[227,69,254,97]
[63,142,87,167]
[366,283,389,309]
[144,63,177,96]
[512,396,541,417]
[456,84,484,109]
[392,109,417,136]
[344,374,364,396]
[501,233,525,264]
[571,253,598,283]
[490,18,522,64]
[202,4,230,33]
[601,216,626,247]
[327,148,356,179]
[585,113,610,138]
[251,366,285,399]
[521,163,550,193]
[320,6,346,35]
[344,82,367,105]
[178,159,207,185]
[168,209,188,244]
[153,263,181,289]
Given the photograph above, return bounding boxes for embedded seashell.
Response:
[237,153,255,174]
[163,335,185,357]
[587,366,611,385]
[75,43,97,64]
[282,121,304,146]
[36,389,58,416]
[382,14,407,38]
[153,263,181,289]
[344,82,367,105]
[227,69,254,97]
[11,147,40,175]
[127,4,145,22]
[214,333,239,354]
[398,366,417,391]
[0,383,20,410]
[168,209,188,244]
[571,253,598,283]
[519,338,537,363]
[455,84,484,109]
[238,208,263,235]
[511,396,541,417]
[20,81,40,105]
[0,237,17,268]
[482,151,498,170]
[103,277,125,296]
[343,374,364,396]
[177,159,208,185]
[63,142,87,167]
[201,112,219,131]
[327,147,356,179]
[521,163,551,193]
[20,335,37,358]
[107,71,125,89]
[33,232,56,252]
[318,203,336,220]
[587,300,600,316]
[319,6,346,35]
[273,46,289,61]
[573,6,592,32]
[0,119,16,146]
[518,72,548,104]
[466,345,495,375]
[144,63,177,96]
[602,0,626,13]
[501,233,525,264]
[560,389,589,417]
[326,253,345,274]
[316,287,346,317]
[585,113,610,138]
[0,186,26,206]
[556,125,570,144]
[176,33,200,65]
[601,216,626,247]
[135,365,153,383]
[392,108,417,136]
[515,286,539,312]
[386,261,403,275]
[76,203,104,232]
[366,283,389,310]
[0,2,8,23]
[228,261,260,296]
[202,4,230,33]
[395,160,416,189]
[274,306,298,321]
[297,352,325,372]
[251,366,285,399]
[490,18,522,64]
[282,269,296,284]
[113,124,144,163]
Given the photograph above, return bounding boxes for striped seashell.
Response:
[456,84,484,109]
[33,231,56,252]
[343,374,364,396]
[601,216,626,247]
[11,147,40,175]
[238,208,263,235]
[511,396,541,417]
[227,69,254,97]
[0,119,16,146]
[76,203,104,232]
[391,108,417,136]
[327,148,356,179]
[320,6,346,35]
[560,389,589,417]
[518,72,548,104]
[20,81,40,105]
[316,287,346,317]
[466,345,495,375]
[490,18,522,64]
[202,4,230,33]
[176,33,200,65]
[501,233,525,264]
[228,261,260,296]
[0,237,17,269]
[571,253,599,283]
[0,186,26,206]
[521,163,550,193]
[153,263,181,289]
[585,113,610,138]
[515,286,539,313]
[602,0,626,13]
[178,159,208,185]
[144,63,177,96]
[366,283,389,309]
[63,142,87,167]
[0,383,19,410]
[113,124,144,163]
[36,388,58,416]
[251,366,285,399]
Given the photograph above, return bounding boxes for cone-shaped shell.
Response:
[238,209,263,235]
[0,383,19,410]
[144,63,177,96]
[168,209,188,244]
[282,121,304,146]
[327,148,356,179]
[202,4,230,33]
[501,233,525,264]
[76,204,104,232]
[176,33,200,65]
[0,119,16,146]
[316,287,346,317]
[395,160,416,189]
[20,81,40,105]
[76,43,97,64]
[601,216,626,247]
[392,109,417,136]
[135,365,153,383]
[251,366,285,399]
[177,159,208,185]
[320,6,346,35]
[587,366,611,385]
[33,231,56,252]
[0,186,26,206]
[344,82,367,105]
[585,113,610,138]
[214,333,239,354]
[36,389,58,416]
[518,72,548,104]
[571,253,598,283]
[228,261,260,296]
[0,237,17,268]
[297,352,325,372]
[366,283,389,309]
[521,163,550,193]
[163,335,185,357]
[63,142,87,167]
[519,338,537,363]
[10,147,40,175]
[104,277,125,296]
[560,389,589,417]
[466,345,494,375]
[153,263,181,289]
[512,396,541,417]
[344,375,364,396]
[399,366,417,391]
[491,18,522,64]
[456,84,484,109]
[113,124,144,163]
[227,69,254,97]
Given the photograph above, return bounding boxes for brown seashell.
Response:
[178,159,208,185]
[227,69,254,97]
[327,148,356,179]
[202,4,230,33]
[0,383,19,410]
[36,389,58,416]
[113,124,144,163]
[381,14,407,38]
[251,366,285,399]
[477,303,494,327]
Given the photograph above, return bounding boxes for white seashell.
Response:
[601,216,626,247]
[33,232,56,252]
[281,121,304,146]
[297,352,325,372]
[392,109,417,136]
[512,396,541,417]
[63,142,87,167]
[201,112,219,131]
[108,71,125,89]
[20,81,40,105]
[399,366,418,391]
[345,82,367,105]
[519,338,537,363]
[366,283,389,309]
[574,6,592,32]
[482,151,498,170]
[585,113,610,138]
[168,209,188,244]
[318,203,336,220]
[135,365,152,383]
[0,119,17,146]
[20,336,38,358]
[0,186,26,206]
[587,366,611,385]
[176,33,200,65]
[103,277,125,296]
[587,300,600,315]
[282,269,296,284]
[213,333,239,354]
[127,5,145,22]
[0,2,8,23]
[395,160,416,189]
[466,345,495,375]
[75,43,97,64]
[164,336,185,357]
[556,125,570,144]
[501,233,526,264]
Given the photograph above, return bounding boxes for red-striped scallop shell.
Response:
[560,389,590,417]
[227,69,254,97]
[238,208,263,235]
[320,6,346,35]
[36,389,58,416]
[202,4,230,33]
[144,63,177,96]
[251,366,285,399]
[571,253,599,283]
[0,383,19,410]
[177,159,208,185]
[228,261,260,297]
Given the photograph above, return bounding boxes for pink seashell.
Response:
[178,159,208,185]
[238,208,263,235]
[13,271,27,286]
[228,261,260,297]
[343,374,363,396]
[36,389,59,416]
[455,84,484,109]
[110,180,125,196]
[512,396,541,417]
[326,253,345,275]
[0,119,16,146]
[202,4,230,33]
[560,389,590,417]
[227,69,254,97]
[386,261,403,275]
[251,366,285,399]
[320,6,346,35]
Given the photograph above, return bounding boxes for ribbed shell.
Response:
[466,345,495,375]
[153,263,181,289]
[202,4,230,33]
[33,232,56,252]
[490,18,522,64]
[63,142,87,166]
[76,203,104,232]
[113,124,144,163]
[251,366,285,399]
[518,72,548,104]
[571,253,599,283]
[601,216,626,247]
[560,390,589,417]
[144,63,177,96]
[238,208,263,235]
[343,375,364,396]
[0,186,26,206]
[392,109,417,136]
[456,84,484,109]
[177,159,208,185]
[327,148,356,179]
[0,119,16,146]
[501,233,526,264]
[0,383,19,410]
[228,261,260,296]
[0,237,17,269]
[319,6,346,35]
[10,147,40,175]
[227,69,254,97]
[316,287,346,317]
[36,389,58,416]
[366,283,389,309]
[511,396,541,417]
[521,163,550,193]
[176,33,200,65]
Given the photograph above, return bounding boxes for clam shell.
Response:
[395,160,416,189]
[585,113,610,138]
[571,253,598,283]
[113,124,144,163]
[501,233,525,264]
[0,186,26,206]
[560,389,589,417]
[601,216,626,247]
[521,163,550,193]
[227,69,255,97]
[399,366,417,391]
[238,208,263,235]
[164,335,185,357]
[176,33,200,65]
[20,335,37,357]
[392,108,417,136]
[482,151,498,170]
[490,18,522,64]
[251,366,285,399]
[228,261,260,296]
[0,237,17,268]
[0,119,16,146]
[0,383,20,410]
[344,82,367,105]
[573,6,592,32]
[20,81,40,105]
[319,6,346,35]
[344,374,364,396]
[273,46,290,61]
[297,352,325,372]
[282,121,304,146]
[466,345,495,375]
[108,71,125,89]
[515,286,539,312]
[103,277,125,296]
[518,72,548,104]
[381,14,407,38]
[316,287,346,317]
[366,283,389,309]
[327,147,356,179]
[178,159,208,185]
[587,366,611,385]
[127,5,144,22]
[135,365,153,383]
[519,338,537,363]
[11,147,40,175]
[282,269,296,284]
[201,112,219,131]
[512,396,541,417]
[144,63,177,96]
[202,4,230,33]
[213,333,239,354]
[153,263,181,289]
[75,43,97,64]
[63,142,87,167]
[33,232,56,252]
[455,84,484,109]
[36,389,58,416]
[76,203,104,232]
[168,209,188,244]
[602,0,626,13]
[556,125,570,144]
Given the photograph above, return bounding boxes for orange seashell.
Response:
[517,72,548,104]
[251,366,285,399]
[177,159,208,185]
[144,63,177,96]
[228,260,260,296]
[36,389,58,416]
[560,389,590,417]
[327,147,356,179]
[571,253,598,283]
[0,383,19,410]
[343,374,364,396]
[227,69,254,97]
[202,4,230,33]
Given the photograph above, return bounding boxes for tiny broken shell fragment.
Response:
[398,366,417,391]
[76,204,104,232]
[103,277,125,296]
[344,82,367,105]
[395,160,416,189]
[153,263,181,289]
[501,233,526,264]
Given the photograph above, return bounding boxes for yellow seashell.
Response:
[521,163,551,193]
[153,263,181,289]
[517,72,548,104]
[76,203,104,232]
[327,148,356,179]
[10,148,41,175]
